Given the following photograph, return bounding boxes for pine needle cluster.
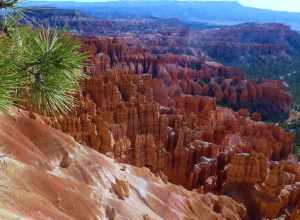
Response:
[0,0,86,115]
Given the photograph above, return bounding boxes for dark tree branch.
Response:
[0,0,19,9]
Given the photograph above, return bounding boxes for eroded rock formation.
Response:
[10,11,300,219]
[43,37,296,218]
[0,110,246,220]
[47,71,294,197]
[224,153,300,219]
[197,23,300,64]
[80,37,292,120]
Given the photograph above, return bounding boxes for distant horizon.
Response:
[23,0,300,13]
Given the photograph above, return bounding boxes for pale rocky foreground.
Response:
[0,111,246,220]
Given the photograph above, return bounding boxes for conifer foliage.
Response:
[0,0,86,115]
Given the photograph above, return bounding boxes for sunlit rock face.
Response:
[0,111,246,220]
[5,35,294,220]
[224,153,300,220]
[47,71,294,194]
[80,37,292,120]
[42,37,296,219]
[197,23,300,63]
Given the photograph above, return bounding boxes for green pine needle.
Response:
[0,36,21,112]
[16,28,86,115]
[0,0,87,116]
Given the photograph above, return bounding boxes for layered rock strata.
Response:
[0,111,246,220]
[48,72,294,195]
[81,37,292,120]
[224,153,300,219]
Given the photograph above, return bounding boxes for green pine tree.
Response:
[0,0,86,115]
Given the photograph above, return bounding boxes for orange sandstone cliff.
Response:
[80,37,292,120]
[8,36,298,220]
[48,72,294,189]
[224,153,300,219]
[41,36,297,219]
[45,70,299,219]
[0,111,246,220]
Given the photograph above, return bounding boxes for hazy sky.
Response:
[178,0,300,12]
[237,0,300,12]
[28,0,300,13]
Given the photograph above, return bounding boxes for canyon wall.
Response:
[44,71,299,219]
[81,37,292,120]
[39,37,300,219]
[0,110,246,220]
[44,67,300,219]
[224,153,300,219]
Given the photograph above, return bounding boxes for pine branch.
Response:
[14,28,87,115]
[0,0,18,9]
[0,1,87,115]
